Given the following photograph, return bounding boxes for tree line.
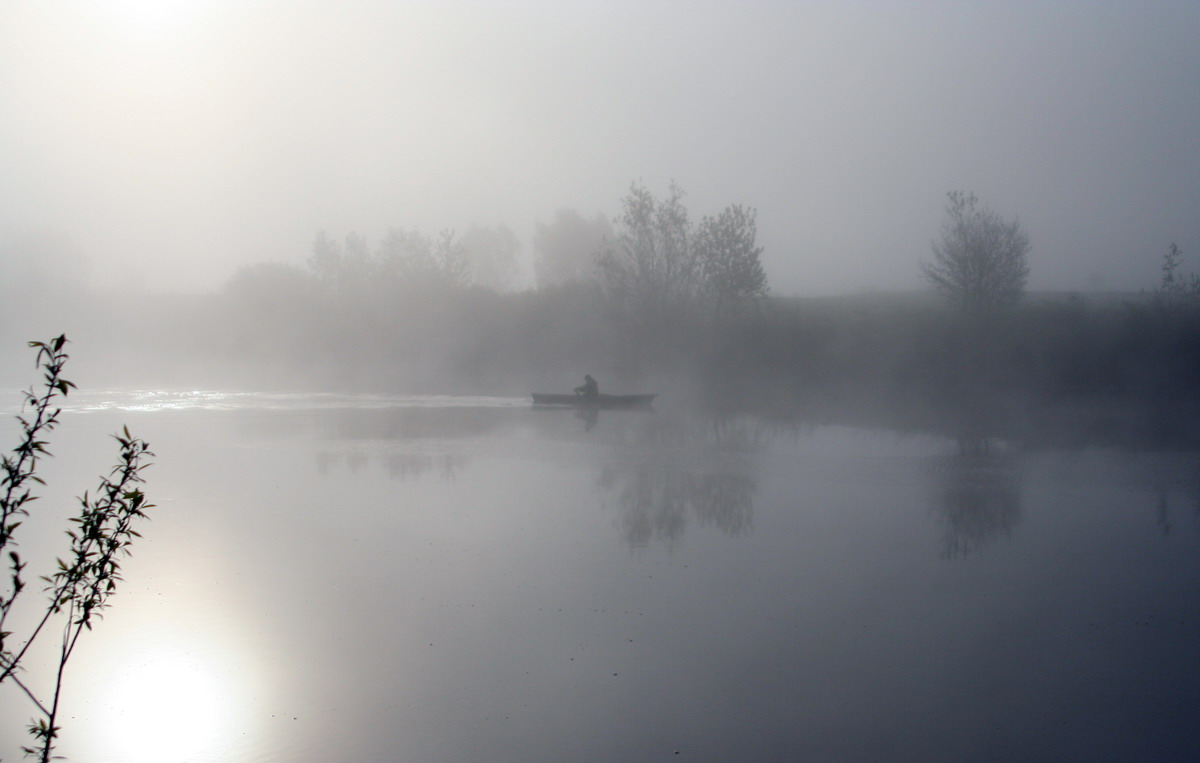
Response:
[231,180,771,321]
[3,181,1197,445]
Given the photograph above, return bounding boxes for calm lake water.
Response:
[2,391,1199,762]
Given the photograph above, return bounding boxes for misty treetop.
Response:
[302,224,523,295]
[597,181,769,322]
[695,204,768,315]
[921,191,1031,312]
[533,209,613,289]
[1154,243,1200,314]
[311,228,471,293]
[599,181,697,319]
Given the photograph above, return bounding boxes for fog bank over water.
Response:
[2,1,1199,296]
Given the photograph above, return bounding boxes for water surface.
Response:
[2,392,1198,761]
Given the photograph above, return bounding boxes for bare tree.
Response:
[695,203,768,316]
[921,191,1030,312]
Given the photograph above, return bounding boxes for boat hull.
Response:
[531,393,656,408]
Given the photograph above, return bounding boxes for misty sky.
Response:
[2,1,1198,295]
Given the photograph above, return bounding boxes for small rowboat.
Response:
[531,393,657,409]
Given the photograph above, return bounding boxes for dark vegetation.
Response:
[741,290,1200,447]
[2,185,1197,449]
[1,337,154,761]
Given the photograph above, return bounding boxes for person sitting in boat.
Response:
[574,374,599,398]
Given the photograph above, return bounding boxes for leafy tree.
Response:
[307,231,372,295]
[695,203,768,316]
[0,336,154,762]
[597,181,703,319]
[598,183,770,322]
[306,228,473,295]
[1154,243,1200,312]
[532,209,612,288]
[377,227,471,290]
[594,182,772,324]
[921,191,1030,312]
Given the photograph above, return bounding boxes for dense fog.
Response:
[3,177,1199,449]
[2,2,1199,296]
[3,3,1199,402]
[0,0,1198,457]
[5,7,1200,761]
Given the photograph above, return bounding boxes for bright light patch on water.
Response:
[93,644,242,763]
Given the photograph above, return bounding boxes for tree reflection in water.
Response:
[592,412,762,548]
[314,449,466,481]
[598,465,756,549]
[384,452,463,482]
[929,435,1022,559]
[301,406,763,546]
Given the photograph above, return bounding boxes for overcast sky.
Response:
[2,0,1198,295]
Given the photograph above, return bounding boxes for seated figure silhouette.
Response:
[574,374,599,398]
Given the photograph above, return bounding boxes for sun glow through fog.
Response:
[96,645,242,763]
[101,0,204,34]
